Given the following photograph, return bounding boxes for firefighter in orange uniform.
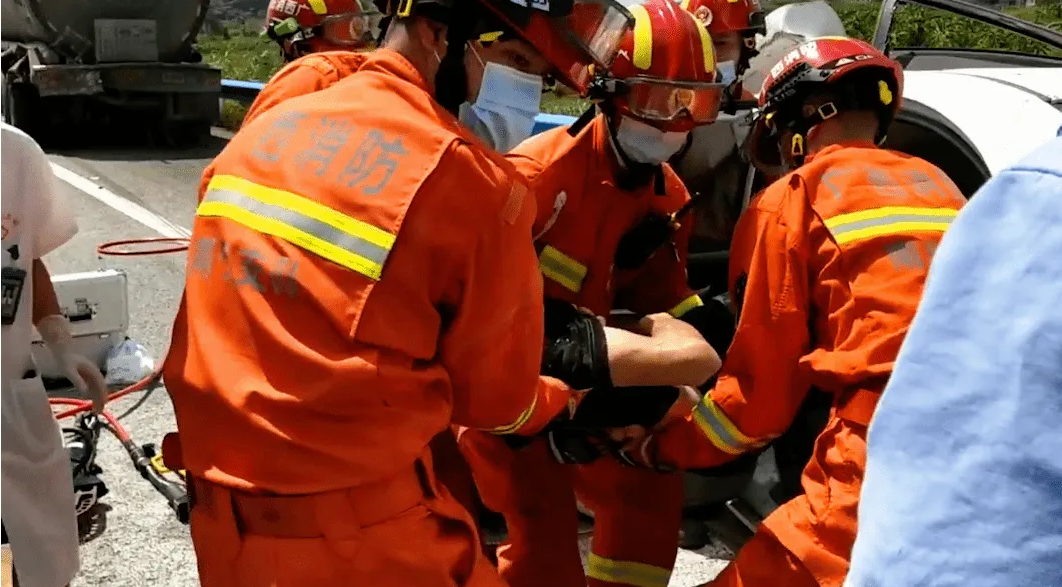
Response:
[250,0,553,147]
[246,0,383,122]
[458,2,729,586]
[160,0,638,584]
[246,0,564,527]
[620,38,968,586]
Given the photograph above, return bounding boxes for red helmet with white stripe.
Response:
[748,36,904,172]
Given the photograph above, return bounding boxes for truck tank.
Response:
[1,0,210,63]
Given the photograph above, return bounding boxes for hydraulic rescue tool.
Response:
[47,236,192,525]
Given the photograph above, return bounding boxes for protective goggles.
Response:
[269,11,384,46]
[619,77,726,124]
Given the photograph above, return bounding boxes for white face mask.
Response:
[614,116,689,165]
[459,60,542,152]
[717,60,738,86]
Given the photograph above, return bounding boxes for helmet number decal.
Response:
[769,42,820,80]
[509,0,551,12]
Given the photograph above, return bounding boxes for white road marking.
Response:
[50,162,192,239]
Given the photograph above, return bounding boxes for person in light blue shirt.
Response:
[845,131,1062,587]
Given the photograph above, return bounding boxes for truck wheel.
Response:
[2,80,40,138]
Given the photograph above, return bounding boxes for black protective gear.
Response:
[569,385,680,430]
[677,293,736,359]
[545,425,608,464]
[614,209,676,271]
[541,298,612,391]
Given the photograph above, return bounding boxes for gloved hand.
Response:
[545,423,608,465]
[610,433,675,473]
[570,385,680,429]
[542,298,611,391]
[38,314,108,414]
[676,293,737,359]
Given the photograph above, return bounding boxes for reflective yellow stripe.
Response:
[679,0,691,8]
[824,206,958,246]
[482,394,538,435]
[586,554,672,587]
[307,0,328,14]
[694,17,715,74]
[539,245,587,293]
[691,397,772,455]
[197,174,395,281]
[629,4,653,70]
[669,294,704,318]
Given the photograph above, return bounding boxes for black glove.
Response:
[545,424,608,465]
[568,385,680,430]
[608,435,676,473]
[541,298,611,391]
[677,294,737,359]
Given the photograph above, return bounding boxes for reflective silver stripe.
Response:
[693,401,747,454]
[202,188,390,267]
[829,213,955,239]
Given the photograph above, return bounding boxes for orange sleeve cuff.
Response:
[653,412,737,470]
[515,376,577,436]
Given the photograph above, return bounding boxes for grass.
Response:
[199,2,1062,130]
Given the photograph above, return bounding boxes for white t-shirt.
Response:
[1,122,77,377]
[1,121,80,587]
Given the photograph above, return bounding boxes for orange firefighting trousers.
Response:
[460,430,683,587]
[187,452,505,587]
[707,414,868,587]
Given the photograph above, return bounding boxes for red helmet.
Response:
[599,0,724,131]
[679,0,764,99]
[266,0,383,60]
[374,0,636,96]
[679,0,764,38]
[748,36,904,172]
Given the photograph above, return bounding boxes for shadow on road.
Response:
[49,132,230,163]
[78,503,112,545]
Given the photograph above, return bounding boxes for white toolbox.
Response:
[30,269,130,381]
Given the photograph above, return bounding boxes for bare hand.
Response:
[66,356,108,414]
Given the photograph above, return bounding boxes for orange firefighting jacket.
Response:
[654,142,966,468]
[163,49,572,494]
[243,51,368,127]
[507,114,703,319]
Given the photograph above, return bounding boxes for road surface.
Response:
[34,132,730,586]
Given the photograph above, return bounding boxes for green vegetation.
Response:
[200,2,1062,129]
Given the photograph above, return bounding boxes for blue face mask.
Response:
[717,60,738,86]
[459,61,543,152]
[615,116,689,165]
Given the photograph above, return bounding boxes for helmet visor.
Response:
[623,77,726,124]
[319,11,385,45]
[564,0,634,69]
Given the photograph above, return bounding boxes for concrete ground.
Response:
[23,133,730,586]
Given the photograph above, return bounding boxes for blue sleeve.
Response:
[845,136,1062,587]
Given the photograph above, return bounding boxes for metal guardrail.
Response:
[220,79,578,134]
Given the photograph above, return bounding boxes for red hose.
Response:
[49,236,187,423]
[96,237,190,257]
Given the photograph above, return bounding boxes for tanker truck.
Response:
[1,0,221,145]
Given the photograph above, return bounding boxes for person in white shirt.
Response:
[1,122,108,587]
